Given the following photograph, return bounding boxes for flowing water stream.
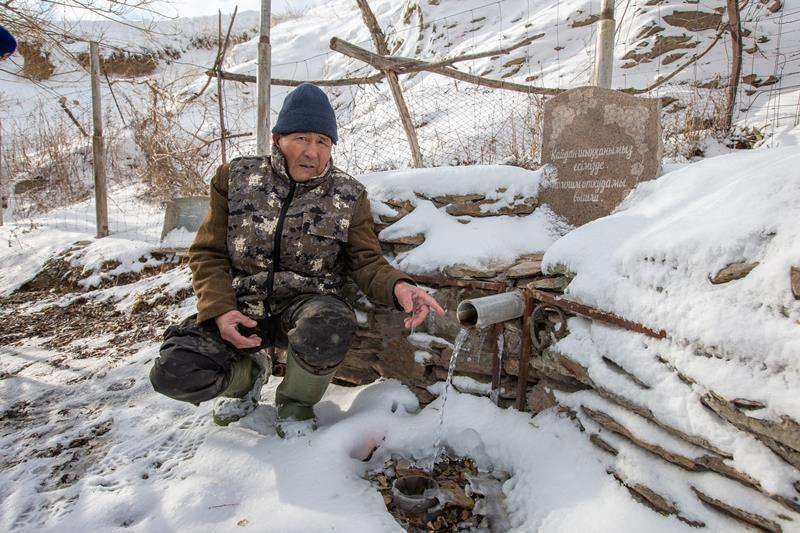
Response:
[428,327,470,472]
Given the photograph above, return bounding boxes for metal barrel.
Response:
[456,291,525,329]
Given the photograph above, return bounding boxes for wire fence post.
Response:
[256,0,272,157]
[217,10,228,165]
[592,0,615,88]
[0,122,4,227]
[90,41,109,238]
[724,0,743,132]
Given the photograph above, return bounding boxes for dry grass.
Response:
[17,41,55,81]
[128,84,218,201]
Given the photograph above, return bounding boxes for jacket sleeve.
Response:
[345,191,414,309]
[188,164,238,324]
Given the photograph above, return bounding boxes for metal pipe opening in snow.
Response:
[457,291,526,329]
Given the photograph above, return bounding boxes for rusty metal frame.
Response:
[515,292,536,411]
[408,274,666,411]
[525,288,666,340]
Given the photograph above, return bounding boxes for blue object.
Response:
[272,83,338,144]
[0,25,17,56]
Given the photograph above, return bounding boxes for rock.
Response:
[709,261,759,284]
[395,459,428,478]
[525,276,570,291]
[791,267,800,299]
[732,398,767,410]
[384,198,413,211]
[334,366,380,386]
[445,201,535,217]
[691,487,782,533]
[636,24,664,40]
[543,262,576,278]
[379,233,425,245]
[589,434,619,456]
[414,386,437,405]
[538,86,663,228]
[506,260,543,279]
[527,381,558,414]
[438,480,475,509]
[444,265,499,279]
[379,212,406,224]
[427,193,485,207]
[391,244,419,255]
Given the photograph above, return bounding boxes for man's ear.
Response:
[272,133,282,146]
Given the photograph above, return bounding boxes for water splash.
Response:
[429,327,470,472]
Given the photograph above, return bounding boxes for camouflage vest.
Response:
[227,150,365,319]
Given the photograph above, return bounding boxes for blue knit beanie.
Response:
[272,83,338,144]
[0,25,17,56]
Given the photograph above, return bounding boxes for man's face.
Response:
[273,132,332,182]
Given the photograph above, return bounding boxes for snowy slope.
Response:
[3,0,798,187]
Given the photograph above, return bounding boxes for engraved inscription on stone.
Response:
[539,86,662,228]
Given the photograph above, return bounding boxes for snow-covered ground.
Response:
[2,0,800,530]
[2,138,800,532]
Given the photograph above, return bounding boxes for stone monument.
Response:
[539,86,662,228]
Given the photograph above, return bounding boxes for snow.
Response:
[380,200,559,274]
[2,0,800,530]
[414,350,432,364]
[544,146,800,373]
[0,186,165,295]
[358,164,543,207]
[0,343,709,532]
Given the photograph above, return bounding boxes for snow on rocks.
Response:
[357,164,562,277]
[544,146,800,373]
[529,146,800,529]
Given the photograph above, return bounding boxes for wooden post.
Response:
[216,7,238,165]
[355,0,423,168]
[89,41,109,238]
[0,122,4,227]
[217,11,228,164]
[724,0,743,132]
[255,0,272,156]
[592,0,615,88]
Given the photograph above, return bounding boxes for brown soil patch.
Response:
[622,35,696,64]
[663,10,721,32]
[0,286,192,358]
[570,14,600,28]
[2,245,191,358]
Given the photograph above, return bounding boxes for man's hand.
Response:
[394,282,446,329]
[215,310,262,349]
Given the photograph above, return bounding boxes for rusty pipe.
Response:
[457,291,526,329]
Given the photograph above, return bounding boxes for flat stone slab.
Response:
[539,86,662,228]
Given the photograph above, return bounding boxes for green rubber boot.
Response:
[212,350,272,427]
[274,350,335,438]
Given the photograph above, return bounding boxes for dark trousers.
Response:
[149,295,357,405]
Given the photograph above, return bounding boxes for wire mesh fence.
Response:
[2,0,799,244]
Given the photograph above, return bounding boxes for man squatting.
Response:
[149,83,445,435]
